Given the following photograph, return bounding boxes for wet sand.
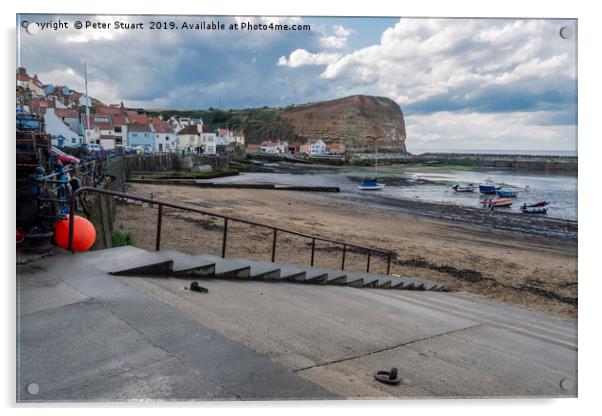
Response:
[116,183,577,318]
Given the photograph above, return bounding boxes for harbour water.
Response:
[205,165,578,221]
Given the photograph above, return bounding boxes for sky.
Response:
[17,15,577,152]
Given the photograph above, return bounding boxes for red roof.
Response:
[70,91,83,99]
[177,125,200,135]
[17,74,29,82]
[96,106,122,116]
[128,123,151,133]
[54,108,78,119]
[112,115,127,125]
[31,100,52,114]
[152,120,174,134]
[201,125,214,134]
[127,113,149,124]
[83,115,113,130]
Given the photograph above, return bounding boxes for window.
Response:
[132,133,138,137]
[114,126,122,133]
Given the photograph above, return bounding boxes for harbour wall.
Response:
[351,152,578,173]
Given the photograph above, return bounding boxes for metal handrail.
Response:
[68,186,394,274]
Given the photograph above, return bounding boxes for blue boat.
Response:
[358,178,385,190]
[358,140,385,191]
[479,184,500,194]
[497,189,518,198]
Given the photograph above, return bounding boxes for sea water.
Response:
[203,166,578,221]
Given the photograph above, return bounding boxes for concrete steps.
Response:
[98,246,446,292]
[158,250,215,277]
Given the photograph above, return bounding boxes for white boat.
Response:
[358,140,385,191]
[452,183,476,192]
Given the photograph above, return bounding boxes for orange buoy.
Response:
[54,215,96,252]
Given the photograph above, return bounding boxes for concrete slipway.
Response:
[16,246,577,401]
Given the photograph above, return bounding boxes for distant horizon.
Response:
[407,148,577,156]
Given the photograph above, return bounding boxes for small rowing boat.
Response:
[358,178,385,190]
[521,201,548,214]
[452,183,476,192]
[481,198,514,208]
[497,189,518,198]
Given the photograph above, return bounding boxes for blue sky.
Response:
[17,15,577,151]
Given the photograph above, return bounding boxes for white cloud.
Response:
[317,24,353,49]
[277,49,342,68]
[319,36,346,49]
[406,111,576,151]
[282,18,576,109]
[333,24,352,38]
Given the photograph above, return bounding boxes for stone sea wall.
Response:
[351,152,577,173]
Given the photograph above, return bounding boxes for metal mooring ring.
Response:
[374,368,401,385]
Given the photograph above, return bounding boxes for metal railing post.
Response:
[155,205,163,251]
[271,229,277,262]
[221,218,228,258]
[310,238,316,266]
[341,244,346,271]
[387,252,392,275]
[68,195,76,252]
[366,250,371,273]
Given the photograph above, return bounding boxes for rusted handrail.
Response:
[68,186,393,274]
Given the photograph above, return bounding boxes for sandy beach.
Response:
[116,182,577,318]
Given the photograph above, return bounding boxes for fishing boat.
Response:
[479,179,501,194]
[497,189,518,198]
[452,183,476,192]
[521,201,548,214]
[481,198,514,208]
[358,140,385,191]
[358,178,385,190]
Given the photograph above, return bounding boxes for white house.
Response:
[176,125,201,154]
[44,108,81,147]
[200,125,217,154]
[301,139,327,156]
[259,141,285,153]
[151,117,177,152]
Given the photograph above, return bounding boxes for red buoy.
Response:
[54,215,96,252]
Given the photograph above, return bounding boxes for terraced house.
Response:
[176,124,201,154]
[127,123,154,151]
[151,117,177,152]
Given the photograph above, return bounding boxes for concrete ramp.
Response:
[16,248,577,400]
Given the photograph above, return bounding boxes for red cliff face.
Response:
[280,95,407,153]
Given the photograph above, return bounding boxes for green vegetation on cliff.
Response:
[143,107,296,144]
